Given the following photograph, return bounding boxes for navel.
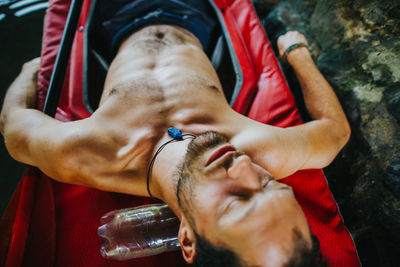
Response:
[155,32,164,39]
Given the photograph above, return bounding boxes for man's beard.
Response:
[176,131,229,214]
[176,131,243,227]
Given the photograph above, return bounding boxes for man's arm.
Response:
[0,58,118,188]
[280,32,351,169]
[240,31,350,179]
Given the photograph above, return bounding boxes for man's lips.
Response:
[205,144,236,167]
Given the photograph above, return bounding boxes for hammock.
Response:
[0,0,360,266]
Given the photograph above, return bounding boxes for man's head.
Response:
[176,131,326,266]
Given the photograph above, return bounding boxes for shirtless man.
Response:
[0,4,350,266]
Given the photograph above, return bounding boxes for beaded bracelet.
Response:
[282,42,309,62]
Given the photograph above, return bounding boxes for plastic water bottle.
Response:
[98,203,181,260]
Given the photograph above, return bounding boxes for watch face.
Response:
[0,0,47,215]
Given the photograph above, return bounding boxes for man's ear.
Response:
[178,215,197,263]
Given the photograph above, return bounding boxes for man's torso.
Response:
[87,25,247,195]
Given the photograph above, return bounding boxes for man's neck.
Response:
[149,138,192,220]
[147,109,248,218]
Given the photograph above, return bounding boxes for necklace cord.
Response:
[146,133,195,198]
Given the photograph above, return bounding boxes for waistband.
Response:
[99,0,217,57]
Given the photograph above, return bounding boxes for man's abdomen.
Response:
[102,25,222,103]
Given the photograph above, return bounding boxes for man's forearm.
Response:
[277,32,350,136]
[0,57,51,165]
[273,31,351,170]
[288,47,350,155]
[287,48,350,130]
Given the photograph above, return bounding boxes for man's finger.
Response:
[22,57,41,73]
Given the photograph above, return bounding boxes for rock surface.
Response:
[253,0,400,266]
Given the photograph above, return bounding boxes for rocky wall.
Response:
[253,0,400,266]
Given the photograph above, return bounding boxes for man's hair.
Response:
[192,231,244,267]
[192,230,327,267]
[286,230,328,267]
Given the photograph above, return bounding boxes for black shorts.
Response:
[98,0,217,57]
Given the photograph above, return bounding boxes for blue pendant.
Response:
[168,128,183,141]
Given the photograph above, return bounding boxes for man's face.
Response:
[178,132,311,266]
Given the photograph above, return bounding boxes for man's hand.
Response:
[0,57,40,135]
[277,31,310,63]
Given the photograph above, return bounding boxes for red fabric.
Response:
[0,168,55,267]
[37,0,71,112]
[281,171,360,267]
[217,0,359,265]
[0,169,34,267]
[50,182,186,267]
[0,0,360,266]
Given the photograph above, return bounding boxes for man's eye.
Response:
[235,192,251,201]
[262,180,268,188]
[223,190,253,214]
[225,193,249,211]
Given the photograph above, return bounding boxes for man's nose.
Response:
[227,155,260,190]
